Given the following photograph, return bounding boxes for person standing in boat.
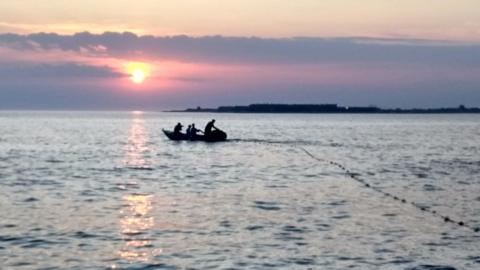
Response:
[186,124,192,137]
[204,119,217,136]
[173,122,183,134]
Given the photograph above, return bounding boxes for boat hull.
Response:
[162,129,227,142]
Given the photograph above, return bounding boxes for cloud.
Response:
[0,63,123,79]
[1,32,479,66]
[166,75,207,82]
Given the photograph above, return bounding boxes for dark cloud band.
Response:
[0,63,123,79]
[1,32,479,65]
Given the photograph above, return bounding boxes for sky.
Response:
[0,0,479,109]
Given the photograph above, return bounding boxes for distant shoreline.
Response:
[166,104,480,114]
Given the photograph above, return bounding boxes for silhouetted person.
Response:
[186,124,192,137]
[174,122,183,134]
[190,123,201,138]
[204,119,217,136]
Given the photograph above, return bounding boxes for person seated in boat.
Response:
[204,119,218,136]
[190,123,202,138]
[186,124,192,137]
[173,122,183,134]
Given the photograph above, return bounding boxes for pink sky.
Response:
[0,1,479,109]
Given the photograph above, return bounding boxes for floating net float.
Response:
[297,146,480,233]
[236,137,479,233]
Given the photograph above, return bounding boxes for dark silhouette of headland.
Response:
[169,104,480,114]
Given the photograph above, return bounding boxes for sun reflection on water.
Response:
[124,112,150,168]
[118,194,162,262]
[118,112,162,263]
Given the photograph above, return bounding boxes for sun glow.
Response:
[126,62,150,84]
[131,69,146,83]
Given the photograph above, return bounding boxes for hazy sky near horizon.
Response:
[1,1,480,109]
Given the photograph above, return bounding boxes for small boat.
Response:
[162,129,227,142]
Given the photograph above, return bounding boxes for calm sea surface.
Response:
[0,111,479,270]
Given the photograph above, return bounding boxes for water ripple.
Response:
[1,112,479,269]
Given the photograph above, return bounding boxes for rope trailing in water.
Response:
[296,146,480,233]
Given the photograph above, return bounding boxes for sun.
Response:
[131,69,146,84]
[126,62,150,84]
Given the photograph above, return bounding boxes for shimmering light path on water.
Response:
[0,112,479,269]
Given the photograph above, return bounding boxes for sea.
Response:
[0,111,479,270]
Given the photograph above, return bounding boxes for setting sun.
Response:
[126,62,150,84]
[131,69,146,84]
